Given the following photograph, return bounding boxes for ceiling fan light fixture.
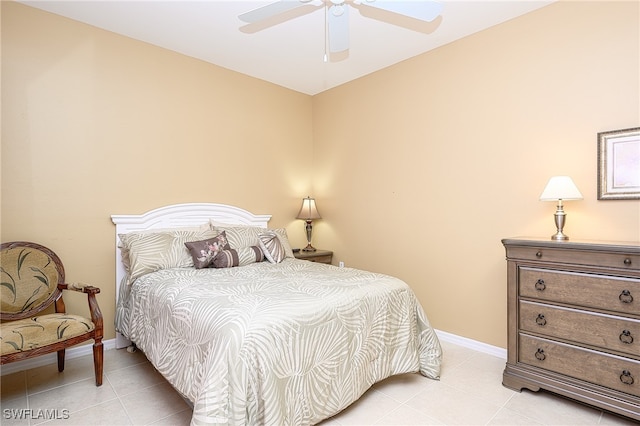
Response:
[239,0,443,61]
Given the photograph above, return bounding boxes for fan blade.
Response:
[328,4,349,53]
[358,0,443,23]
[239,0,308,23]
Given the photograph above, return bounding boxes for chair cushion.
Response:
[0,314,95,356]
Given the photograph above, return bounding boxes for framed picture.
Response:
[597,127,640,200]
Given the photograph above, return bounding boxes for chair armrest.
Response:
[57,283,103,339]
[59,282,101,295]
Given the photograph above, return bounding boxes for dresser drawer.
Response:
[508,245,639,271]
[520,300,640,357]
[519,334,640,397]
[519,267,640,316]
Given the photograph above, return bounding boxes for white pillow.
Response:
[211,225,295,259]
[119,228,218,282]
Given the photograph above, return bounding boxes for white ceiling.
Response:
[20,0,555,95]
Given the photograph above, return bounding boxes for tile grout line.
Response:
[26,375,93,397]
[106,370,136,426]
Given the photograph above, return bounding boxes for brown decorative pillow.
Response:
[211,246,264,268]
[184,232,230,269]
[258,231,285,263]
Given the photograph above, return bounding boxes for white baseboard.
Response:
[435,329,507,359]
[1,331,505,376]
[1,339,117,376]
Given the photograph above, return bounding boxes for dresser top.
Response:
[502,237,640,253]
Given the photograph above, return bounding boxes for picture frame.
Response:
[597,127,640,200]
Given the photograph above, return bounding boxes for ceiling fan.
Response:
[238,0,443,57]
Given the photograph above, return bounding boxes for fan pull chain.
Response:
[323,3,328,62]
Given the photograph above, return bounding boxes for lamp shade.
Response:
[296,196,321,220]
[539,176,583,201]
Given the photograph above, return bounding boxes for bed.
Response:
[112,203,442,426]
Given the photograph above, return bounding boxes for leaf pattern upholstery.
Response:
[1,314,94,355]
[117,259,442,425]
[1,246,60,314]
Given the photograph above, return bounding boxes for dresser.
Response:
[502,237,640,420]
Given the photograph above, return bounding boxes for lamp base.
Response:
[302,220,316,252]
[551,204,569,241]
[551,232,569,241]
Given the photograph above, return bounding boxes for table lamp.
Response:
[296,196,321,251]
[539,176,583,241]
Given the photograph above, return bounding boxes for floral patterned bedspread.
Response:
[116,258,442,426]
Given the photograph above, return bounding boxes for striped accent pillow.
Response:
[211,246,264,268]
[258,231,285,263]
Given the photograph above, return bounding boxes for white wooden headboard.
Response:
[111,203,271,348]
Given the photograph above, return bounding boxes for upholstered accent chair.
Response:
[0,242,104,386]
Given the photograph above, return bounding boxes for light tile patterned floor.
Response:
[1,341,637,425]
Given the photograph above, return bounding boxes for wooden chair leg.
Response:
[93,340,103,386]
[57,349,65,372]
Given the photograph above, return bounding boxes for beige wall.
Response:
[312,1,640,347]
[2,1,639,349]
[1,2,314,340]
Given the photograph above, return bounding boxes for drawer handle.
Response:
[536,251,543,258]
[619,290,634,304]
[620,330,634,345]
[535,348,546,361]
[620,370,635,386]
[536,314,547,326]
[535,279,546,291]
[624,258,632,266]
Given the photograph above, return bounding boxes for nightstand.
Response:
[293,249,333,264]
